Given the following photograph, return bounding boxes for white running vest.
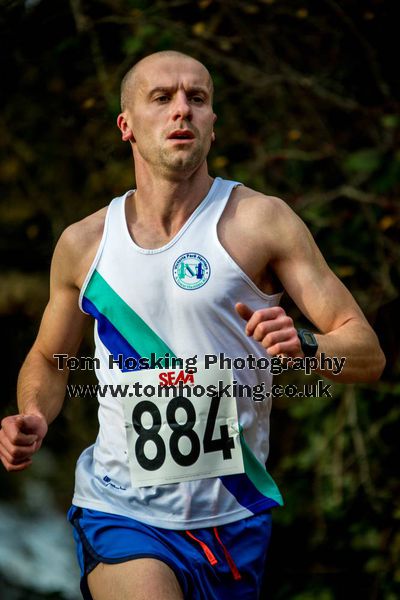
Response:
[72,177,284,529]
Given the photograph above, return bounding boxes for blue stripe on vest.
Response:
[220,473,280,511]
[82,296,142,371]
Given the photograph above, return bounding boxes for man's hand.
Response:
[235,302,303,358]
[0,414,48,472]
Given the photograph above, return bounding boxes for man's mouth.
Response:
[167,130,195,140]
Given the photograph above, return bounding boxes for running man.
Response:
[0,51,385,600]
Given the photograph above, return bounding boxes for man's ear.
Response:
[117,113,135,142]
[211,112,217,142]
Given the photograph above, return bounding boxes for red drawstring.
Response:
[213,527,242,581]
[185,530,218,565]
[185,528,242,581]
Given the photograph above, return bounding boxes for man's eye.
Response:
[191,96,205,104]
[155,96,170,103]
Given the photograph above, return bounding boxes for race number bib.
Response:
[122,364,244,487]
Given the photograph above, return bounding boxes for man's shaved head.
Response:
[120,51,214,111]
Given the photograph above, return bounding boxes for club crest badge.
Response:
[172,252,211,290]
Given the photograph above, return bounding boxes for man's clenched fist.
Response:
[235,302,303,358]
[0,413,48,472]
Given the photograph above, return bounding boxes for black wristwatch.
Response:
[297,329,318,357]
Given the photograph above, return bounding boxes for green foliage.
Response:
[344,149,383,174]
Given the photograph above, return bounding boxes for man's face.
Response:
[122,56,216,177]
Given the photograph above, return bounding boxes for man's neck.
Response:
[128,163,214,237]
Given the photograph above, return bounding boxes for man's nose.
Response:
[171,92,192,121]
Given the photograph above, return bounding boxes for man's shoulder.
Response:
[60,206,107,248]
[57,206,108,257]
[222,183,309,263]
[230,184,298,227]
[52,206,109,289]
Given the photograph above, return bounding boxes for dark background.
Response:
[0,0,399,598]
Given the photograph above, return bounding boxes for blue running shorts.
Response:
[67,505,272,600]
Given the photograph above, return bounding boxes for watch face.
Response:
[298,329,318,357]
[303,332,316,345]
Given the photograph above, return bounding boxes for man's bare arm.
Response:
[0,224,93,471]
[236,194,385,383]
